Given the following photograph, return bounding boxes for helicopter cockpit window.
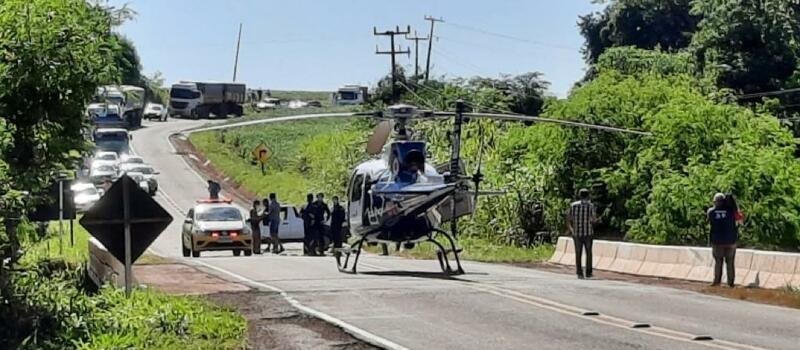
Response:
[350,174,364,201]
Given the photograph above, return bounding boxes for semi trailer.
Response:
[169,81,246,119]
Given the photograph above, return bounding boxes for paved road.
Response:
[133,117,800,350]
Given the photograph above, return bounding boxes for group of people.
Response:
[299,193,346,256]
[567,188,743,286]
[248,193,283,254]
[245,192,346,256]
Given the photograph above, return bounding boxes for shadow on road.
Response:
[361,270,485,282]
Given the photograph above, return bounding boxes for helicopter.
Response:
[333,101,651,275]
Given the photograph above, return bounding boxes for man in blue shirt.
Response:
[707,193,738,287]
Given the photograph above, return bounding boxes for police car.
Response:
[181,199,253,257]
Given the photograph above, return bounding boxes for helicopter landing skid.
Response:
[432,229,465,275]
[335,238,364,274]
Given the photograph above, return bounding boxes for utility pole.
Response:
[423,16,444,82]
[405,31,429,77]
[232,22,243,82]
[374,25,411,102]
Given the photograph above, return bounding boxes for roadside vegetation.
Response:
[0,1,246,349]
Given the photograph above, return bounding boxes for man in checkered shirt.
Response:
[567,188,598,279]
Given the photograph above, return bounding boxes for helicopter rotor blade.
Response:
[462,112,652,136]
[366,120,395,155]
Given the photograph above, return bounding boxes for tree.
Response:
[113,34,143,86]
[691,0,800,93]
[579,0,699,64]
[0,0,119,260]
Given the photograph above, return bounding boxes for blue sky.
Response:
[111,0,602,97]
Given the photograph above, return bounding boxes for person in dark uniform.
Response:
[207,180,221,199]
[300,193,315,255]
[249,200,263,254]
[330,196,346,249]
[311,193,331,255]
[708,193,739,287]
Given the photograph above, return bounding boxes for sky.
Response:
[111,0,602,97]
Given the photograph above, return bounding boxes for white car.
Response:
[120,154,145,165]
[125,171,152,193]
[257,205,332,246]
[182,199,253,257]
[144,103,167,121]
[71,182,101,212]
[120,163,159,195]
[89,163,118,185]
[94,151,120,164]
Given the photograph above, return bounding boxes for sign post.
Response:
[80,175,173,297]
[252,143,272,175]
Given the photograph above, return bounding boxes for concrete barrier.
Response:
[761,253,798,289]
[549,237,568,264]
[88,237,130,288]
[593,240,618,270]
[549,237,800,289]
[559,237,576,266]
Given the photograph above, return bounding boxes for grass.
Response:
[21,218,173,266]
[191,116,359,204]
[12,220,247,350]
[268,90,332,106]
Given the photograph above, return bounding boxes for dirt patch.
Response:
[134,263,249,295]
[136,262,377,349]
[514,262,800,309]
[208,292,379,350]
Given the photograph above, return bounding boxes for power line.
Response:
[405,32,429,77]
[443,21,578,51]
[374,25,411,103]
[424,16,445,82]
[737,87,800,100]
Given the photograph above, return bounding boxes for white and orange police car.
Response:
[181,198,253,257]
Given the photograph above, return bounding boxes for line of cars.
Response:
[72,127,160,213]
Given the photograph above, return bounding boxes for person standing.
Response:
[300,193,315,256]
[207,180,221,199]
[330,196,346,250]
[311,193,331,255]
[567,188,598,279]
[249,200,263,254]
[268,193,284,254]
[708,193,739,287]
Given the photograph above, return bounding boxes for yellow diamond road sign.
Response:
[252,143,272,164]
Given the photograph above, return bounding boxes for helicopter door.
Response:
[348,173,364,230]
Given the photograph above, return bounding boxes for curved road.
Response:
[133,117,799,350]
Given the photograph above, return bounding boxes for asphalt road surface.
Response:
[133,117,800,350]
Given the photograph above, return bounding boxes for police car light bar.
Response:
[196,198,233,204]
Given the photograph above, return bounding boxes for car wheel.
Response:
[191,237,200,257]
[244,249,253,257]
[233,249,242,257]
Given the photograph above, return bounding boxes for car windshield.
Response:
[95,165,115,172]
[75,187,98,196]
[123,157,143,164]
[131,166,154,174]
[151,106,162,111]
[96,132,127,142]
[96,154,117,161]
[196,207,242,222]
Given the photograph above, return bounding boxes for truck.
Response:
[331,85,368,106]
[169,81,246,119]
[93,85,145,129]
